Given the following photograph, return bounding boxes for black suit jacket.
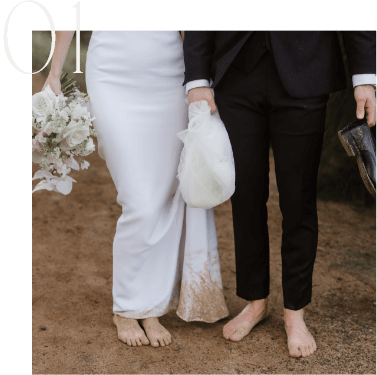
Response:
[183,31,376,98]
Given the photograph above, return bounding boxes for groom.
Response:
[183,31,376,357]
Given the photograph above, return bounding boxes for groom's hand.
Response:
[188,87,217,114]
[354,85,376,127]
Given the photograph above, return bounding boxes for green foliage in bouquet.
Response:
[60,72,80,97]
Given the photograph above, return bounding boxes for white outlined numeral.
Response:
[73,1,83,74]
[4,0,55,74]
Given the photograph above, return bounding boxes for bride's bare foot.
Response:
[113,314,149,347]
[140,317,172,347]
[223,298,270,341]
[284,308,317,358]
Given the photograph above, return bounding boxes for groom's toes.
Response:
[223,326,236,339]
[289,346,301,358]
[309,344,315,355]
[300,346,308,357]
[310,342,317,355]
[222,327,229,337]
[306,345,313,356]
[223,330,233,340]
[229,332,243,342]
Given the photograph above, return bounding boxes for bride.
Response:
[41,31,229,347]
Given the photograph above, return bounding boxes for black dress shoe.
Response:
[338,119,376,198]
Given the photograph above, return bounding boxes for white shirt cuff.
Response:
[185,79,210,95]
[352,74,376,88]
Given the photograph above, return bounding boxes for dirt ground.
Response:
[32,72,376,374]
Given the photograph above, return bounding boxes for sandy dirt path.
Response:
[32,73,375,374]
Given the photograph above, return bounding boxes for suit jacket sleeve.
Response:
[341,31,376,76]
[183,31,216,86]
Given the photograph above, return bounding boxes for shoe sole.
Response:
[338,130,376,198]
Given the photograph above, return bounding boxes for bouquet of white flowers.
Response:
[32,73,97,195]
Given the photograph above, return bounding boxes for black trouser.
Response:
[215,50,329,310]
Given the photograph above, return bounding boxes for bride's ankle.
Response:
[140,317,159,325]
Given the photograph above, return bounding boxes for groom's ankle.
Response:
[283,307,306,325]
[245,297,269,311]
[249,297,268,304]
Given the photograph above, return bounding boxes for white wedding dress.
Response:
[85,31,228,322]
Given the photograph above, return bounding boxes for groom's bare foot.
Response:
[223,298,270,341]
[113,314,149,347]
[140,317,172,347]
[284,308,317,358]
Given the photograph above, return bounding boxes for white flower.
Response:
[32,169,53,181]
[36,132,47,143]
[71,103,89,120]
[89,127,97,137]
[85,137,95,154]
[54,175,76,195]
[81,160,90,170]
[58,107,70,121]
[56,163,68,177]
[32,173,76,195]
[62,120,90,148]
[64,156,80,171]
[32,179,57,193]
[32,85,58,121]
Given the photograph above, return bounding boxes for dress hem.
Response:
[113,308,229,323]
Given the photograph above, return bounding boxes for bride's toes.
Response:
[113,315,150,347]
[150,338,159,347]
[163,332,172,346]
[140,317,172,348]
[140,333,150,346]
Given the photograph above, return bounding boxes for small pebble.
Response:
[40,325,46,331]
